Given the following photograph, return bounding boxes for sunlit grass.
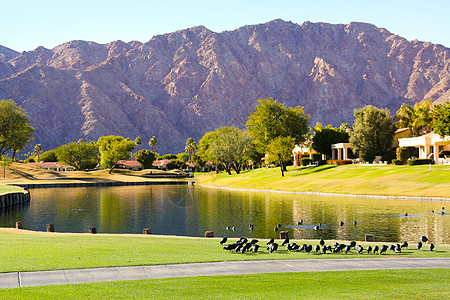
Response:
[198,164,450,197]
[0,185,22,195]
[0,231,448,273]
[0,269,448,299]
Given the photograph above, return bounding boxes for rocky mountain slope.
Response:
[1,20,450,154]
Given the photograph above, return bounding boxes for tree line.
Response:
[1,97,450,176]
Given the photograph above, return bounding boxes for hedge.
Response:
[407,158,434,165]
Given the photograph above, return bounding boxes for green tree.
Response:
[312,127,349,159]
[431,101,450,138]
[0,99,35,156]
[176,152,190,163]
[166,159,185,170]
[0,155,12,178]
[246,98,310,153]
[161,153,177,160]
[97,135,135,173]
[267,136,296,177]
[56,139,99,170]
[134,137,142,155]
[135,149,157,169]
[148,136,157,153]
[209,127,252,175]
[34,144,42,162]
[185,138,198,162]
[39,150,58,162]
[350,105,395,162]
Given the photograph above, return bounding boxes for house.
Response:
[292,142,323,166]
[116,160,142,171]
[331,143,354,160]
[152,159,171,170]
[27,162,76,171]
[398,132,450,164]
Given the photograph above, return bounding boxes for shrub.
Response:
[166,159,185,170]
[161,153,177,160]
[392,159,402,165]
[407,158,434,165]
[439,150,450,158]
[312,153,322,161]
[396,147,410,164]
[328,159,352,166]
[39,150,58,162]
[24,157,36,163]
[359,150,376,163]
[316,160,327,166]
[300,157,312,166]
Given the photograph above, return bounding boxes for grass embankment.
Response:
[198,164,450,198]
[1,269,448,299]
[0,185,22,195]
[1,229,448,273]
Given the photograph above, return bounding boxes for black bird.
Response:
[249,224,254,230]
[319,238,325,246]
[274,227,279,232]
[345,245,352,254]
[315,245,321,253]
[373,245,379,254]
[277,223,282,228]
[379,245,388,255]
[225,227,230,230]
[305,245,313,254]
[266,238,274,245]
[405,213,408,216]
[349,241,357,248]
[326,245,332,252]
[313,225,319,231]
[417,241,423,250]
[333,242,340,248]
[223,243,238,251]
[290,243,300,251]
[241,243,252,253]
[252,244,260,253]
[285,243,292,251]
[235,244,243,252]
[239,237,248,244]
[335,244,346,253]
[394,244,401,254]
[268,242,279,253]
[250,239,259,244]
[300,244,308,252]
[220,237,227,245]
[353,221,357,226]
[389,244,396,252]
[429,243,435,251]
[282,238,290,246]
[356,245,364,254]
[421,236,428,243]
[401,241,408,249]
[231,227,236,231]
[339,221,345,226]
[297,219,303,225]
[366,245,372,254]
[321,245,327,254]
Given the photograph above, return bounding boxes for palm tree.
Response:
[395,101,433,137]
[134,137,142,155]
[185,138,198,162]
[34,144,42,162]
[148,136,157,153]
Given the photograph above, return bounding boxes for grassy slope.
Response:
[0,230,448,273]
[1,269,448,299]
[198,164,450,198]
[0,185,22,195]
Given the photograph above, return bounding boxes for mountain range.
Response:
[1,19,449,154]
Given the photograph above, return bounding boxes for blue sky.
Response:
[2,0,450,52]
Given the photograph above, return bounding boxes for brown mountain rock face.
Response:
[1,20,449,154]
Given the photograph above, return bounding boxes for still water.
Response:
[0,185,448,243]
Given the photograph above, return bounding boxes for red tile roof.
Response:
[116,160,141,168]
[152,160,171,167]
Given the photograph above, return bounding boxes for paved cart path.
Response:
[1,257,448,289]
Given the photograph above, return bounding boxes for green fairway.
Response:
[1,269,448,299]
[198,164,450,198]
[1,231,448,273]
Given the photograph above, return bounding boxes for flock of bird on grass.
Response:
[220,222,437,255]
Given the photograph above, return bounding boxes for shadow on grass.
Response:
[290,165,337,176]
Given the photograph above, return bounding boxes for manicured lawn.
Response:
[198,164,450,198]
[1,231,448,273]
[1,269,448,299]
[0,185,22,195]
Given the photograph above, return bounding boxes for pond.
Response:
[0,185,448,243]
